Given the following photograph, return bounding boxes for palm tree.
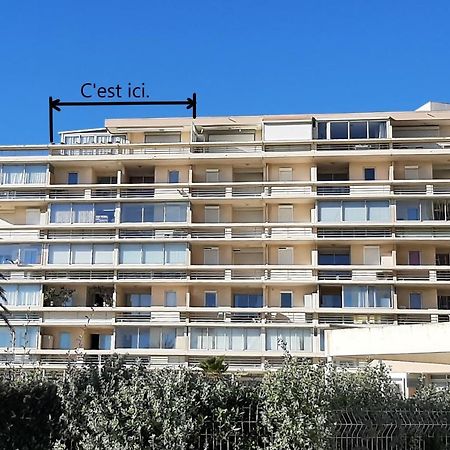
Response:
[199,356,229,375]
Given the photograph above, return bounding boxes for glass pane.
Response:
[59,332,72,350]
[50,204,72,224]
[162,329,176,348]
[410,293,422,309]
[364,168,375,181]
[374,287,392,307]
[318,202,341,222]
[121,204,142,222]
[330,122,348,139]
[73,204,94,223]
[343,286,367,307]
[343,202,366,222]
[120,244,141,264]
[165,291,177,307]
[48,244,70,265]
[20,245,41,264]
[99,335,111,350]
[165,243,186,264]
[280,292,292,307]
[67,172,78,184]
[205,292,217,307]
[143,243,164,264]
[367,201,390,222]
[230,328,245,351]
[246,329,260,351]
[26,165,47,184]
[168,171,179,183]
[2,165,24,184]
[165,203,187,222]
[95,204,115,223]
[71,244,92,264]
[350,122,367,139]
[317,122,327,139]
[369,121,387,139]
[93,245,113,264]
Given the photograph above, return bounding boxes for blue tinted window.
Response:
[280,292,292,307]
[234,294,263,307]
[68,172,78,184]
[410,293,422,309]
[320,295,342,308]
[364,168,375,180]
[205,292,217,307]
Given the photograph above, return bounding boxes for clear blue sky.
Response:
[0,0,449,144]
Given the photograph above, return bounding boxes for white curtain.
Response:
[25,165,47,184]
[17,285,41,306]
[246,329,260,351]
[48,244,70,265]
[143,244,164,264]
[15,326,39,348]
[71,244,92,264]
[266,329,279,351]
[73,204,94,223]
[51,204,72,223]
[164,244,186,264]
[230,328,245,351]
[93,245,113,264]
[1,284,17,306]
[344,286,367,307]
[120,244,141,264]
[2,165,24,184]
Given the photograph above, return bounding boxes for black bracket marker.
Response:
[48,93,197,143]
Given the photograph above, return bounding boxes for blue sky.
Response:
[0,0,449,144]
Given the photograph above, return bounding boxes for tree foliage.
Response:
[0,355,448,449]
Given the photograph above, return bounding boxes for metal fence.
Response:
[193,408,450,450]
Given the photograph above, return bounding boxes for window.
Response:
[205,291,217,307]
[278,247,293,265]
[49,244,113,265]
[350,122,367,139]
[407,250,420,265]
[0,244,41,264]
[68,172,79,184]
[404,166,419,180]
[266,328,312,352]
[0,164,47,185]
[233,293,263,308]
[343,286,392,308]
[318,201,390,222]
[0,284,41,306]
[280,292,293,308]
[204,247,219,265]
[50,203,116,224]
[97,176,117,184]
[0,326,39,348]
[279,167,293,181]
[278,204,294,222]
[409,293,422,309]
[363,246,380,265]
[330,122,348,139]
[120,203,187,223]
[165,291,177,307]
[59,332,72,350]
[127,293,152,307]
[117,327,177,349]
[168,170,179,183]
[364,168,375,181]
[317,122,327,139]
[205,206,219,223]
[190,327,261,351]
[317,121,387,140]
[318,249,350,265]
[206,169,220,183]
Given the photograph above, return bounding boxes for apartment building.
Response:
[2,101,450,382]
